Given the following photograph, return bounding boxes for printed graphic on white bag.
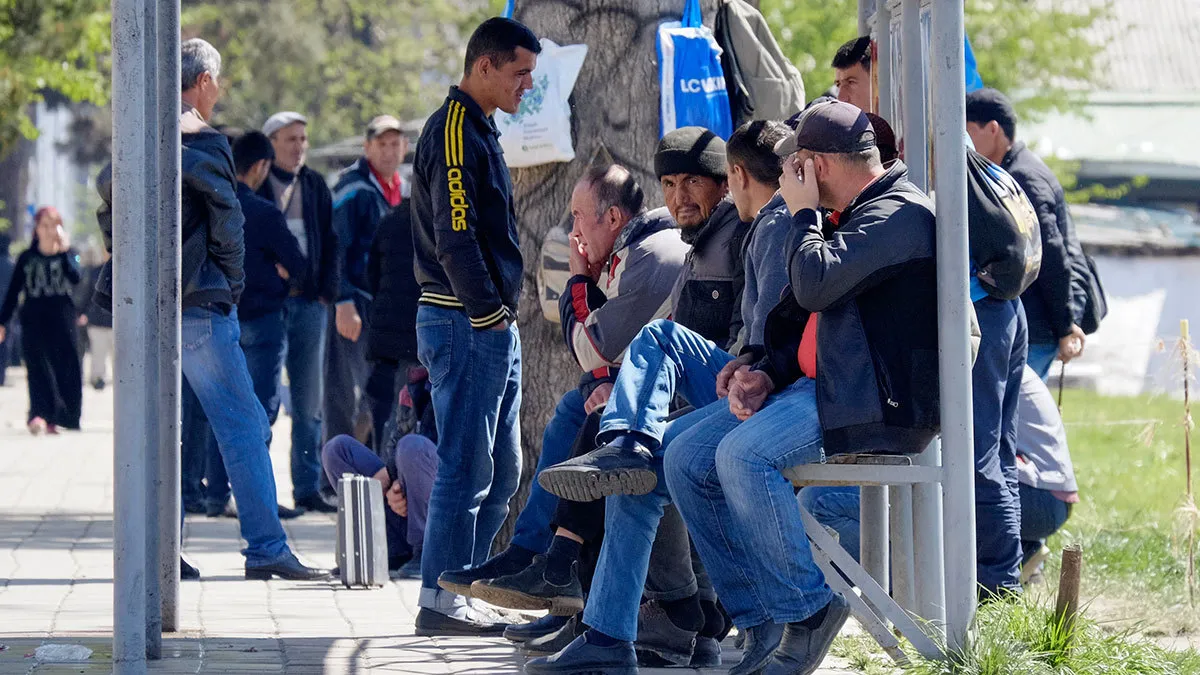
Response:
[508,74,548,125]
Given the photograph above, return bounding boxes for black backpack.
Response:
[1075,252,1108,334]
[966,149,1043,300]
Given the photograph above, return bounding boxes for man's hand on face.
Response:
[727,366,773,421]
[386,481,408,518]
[780,155,820,214]
[585,381,614,415]
[569,233,604,282]
[716,353,755,398]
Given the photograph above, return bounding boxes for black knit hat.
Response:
[654,127,727,180]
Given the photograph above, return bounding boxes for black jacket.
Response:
[257,164,339,303]
[332,157,392,304]
[1002,142,1086,345]
[367,204,421,366]
[236,182,308,321]
[95,111,245,313]
[669,199,749,350]
[411,86,521,330]
[753,161,941,456]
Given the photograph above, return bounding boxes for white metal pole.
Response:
[157,0,182,635]
[874,1,893,120]
[858,0,878,36]
[901,0,928,191]
[913,441,947,628]
[860,485,890,593]
[111,0,151,669]
[931,0,977,654]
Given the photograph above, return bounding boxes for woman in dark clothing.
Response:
[0,206,84,433]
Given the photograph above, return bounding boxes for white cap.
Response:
[263,111,308,138]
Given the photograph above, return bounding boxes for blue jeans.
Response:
[283,298,327,501]
[1027,343,1058,380]
[205,310,289,506]
[973,297,1028,595]
[585,380,829,641]
[509,388,588,554]
[599,319,734,444]
[799,486,863,563]
[416,306,522,610]
[181,305,289,566]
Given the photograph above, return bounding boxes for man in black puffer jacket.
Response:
[94,38,328,582]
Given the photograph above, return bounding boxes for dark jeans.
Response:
[321,433,439,560]
[204,310,289,507]
[511,388,589,553]
[325,297,372,443]
[283,297,327,501]
[972,297,1029,595]
[181,377,211,509]
[1019,482,1072,563]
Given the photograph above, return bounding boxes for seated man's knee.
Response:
[320,434,357,469]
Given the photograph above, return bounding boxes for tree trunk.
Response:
[0,138,33,241]
[496,0,721,547]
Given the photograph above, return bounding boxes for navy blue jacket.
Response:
[236,182,308,321]
[332,158,392,305]
[257,164,339,303]
[411,86,521,330]
[1003,142,1086,345]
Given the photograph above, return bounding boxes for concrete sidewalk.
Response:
[0,366,858,674]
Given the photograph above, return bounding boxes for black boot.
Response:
[435,545,535,597]
[537,434,657,502]
[470,555,584,616]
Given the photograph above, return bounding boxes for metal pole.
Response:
[860,486,890,593]
[139,0,162,657]
[888,485,916,613]
[931,0,976,654]
[874,1,893,121]
[913,440,947,629]
[858,0,878,36]
[157,0,182,635]
[901,0,928,191]
[111,0,150,669]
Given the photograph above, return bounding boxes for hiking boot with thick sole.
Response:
[471,555,584,616]
[537,436,656,502]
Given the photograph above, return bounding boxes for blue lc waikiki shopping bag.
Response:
[657,0,733,140]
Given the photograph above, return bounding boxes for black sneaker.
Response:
[436,545,535,597]
[523,614,586,656]
[470,555,584,616]
[414,606,508,637]
[504,614,570,644]
[537,435,657,502]
[296,494,338,514]
[635,599,696,666]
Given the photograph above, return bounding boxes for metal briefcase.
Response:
[336,474,388,588]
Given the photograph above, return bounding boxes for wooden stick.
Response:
[1055,544,1083,635]
[1183,320,1194,605]
[1057,360,1067,410]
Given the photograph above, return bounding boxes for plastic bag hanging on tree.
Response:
[657,0,733,140]
[492,37,589,167]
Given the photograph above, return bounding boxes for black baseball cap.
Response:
[774,99,876,157]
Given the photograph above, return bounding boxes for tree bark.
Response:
[0,138,33,241]
[496,0,721,548]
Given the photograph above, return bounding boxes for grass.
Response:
[1050,388,1200,634]
[829,387,1200,672]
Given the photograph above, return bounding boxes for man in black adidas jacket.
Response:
[408,16,541,637]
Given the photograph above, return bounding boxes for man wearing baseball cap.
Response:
[324,115,409,449]
[258,110,340,514]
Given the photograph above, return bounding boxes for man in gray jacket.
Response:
[434,165,688,602]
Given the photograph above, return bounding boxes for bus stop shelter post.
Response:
[156,0,183,636]
[111,0,154,668]
[931,0,977,654]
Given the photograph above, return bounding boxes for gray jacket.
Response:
[1015,366,1078,493]
[560,208,687,387]
[669,199,749,350]
[736,192,792,351]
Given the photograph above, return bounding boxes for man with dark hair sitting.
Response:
[832,36,873,112]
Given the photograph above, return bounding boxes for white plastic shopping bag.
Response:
[494,38,588,168]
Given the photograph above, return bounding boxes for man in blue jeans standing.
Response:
[259,110,340,513]
[409,17,541,636]
[532,102,940,674]
[95,39,328,581]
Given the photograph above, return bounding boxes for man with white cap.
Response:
[259,110,340,514]
[324,115,409,446]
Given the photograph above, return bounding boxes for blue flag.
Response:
[965,34,983,93]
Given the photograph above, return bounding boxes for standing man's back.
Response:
[409,16,541,636]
